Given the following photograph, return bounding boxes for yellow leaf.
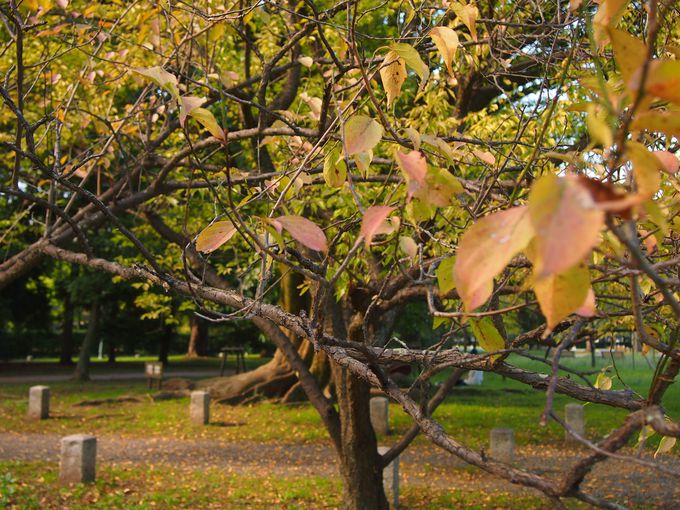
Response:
[189,108,225,141]
[390,43,429,88]
[586,104,613,148]
[344,115,383,156]
[379,51,407,106]
[627,141,661,199]
[133,66,180,99]
[450,2,479,41]
[430,27,459,77]
[595,372,613,390]
[323,147,347,188]
[632,110,680,138]
[469,318,505,358]
[399,236,419,261]
[655,436,676,458]
[528,174,604,278]
[454,206,534,311]
[608,28,647,87]
[533,263,590,336]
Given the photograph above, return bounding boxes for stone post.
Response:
[370,396,389,435]
[565,403,585,444]
[490,428,514,463]
[59,434,97,484]
[190,391,210,425]
[378,446,399,508]
[28,385,49,420]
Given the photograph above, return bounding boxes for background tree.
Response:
[1,0,679,508]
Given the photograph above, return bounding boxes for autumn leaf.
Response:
[133,66,180,98]
[469,318,505,358]
[595,372,613,390]
[390,43,429,87]
[576,287,597,317]
[430,27,459,77]
[179,96,206,127]
[188,108,225,141]
[653,151,679,175]
[450,2,479,41]
[196,220,237,253]
[454,206,534,311]
[360,206,397,246]
[608,28,646,86]
[627,141,662,199]
[640,60,680,105]
[271,215,328,252]
[323,147,347,187]
[631,110,680,138]
[528,174,604,278]
[655,436,676,458]
[344,115,383,156]
[415,167,463,207]
[379,51,407,107]
[399,236,418,261]
[532,263,591,335]
[396,150,427,199]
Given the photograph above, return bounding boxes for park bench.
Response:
[219,347,247,376]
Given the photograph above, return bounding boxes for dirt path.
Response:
[1,432,679,508]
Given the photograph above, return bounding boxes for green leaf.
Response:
[469,318,505,358]
[436,257,456,296]
[323,147,347,187]
[189,108,225,141]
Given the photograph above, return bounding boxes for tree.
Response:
[1,0,679,508]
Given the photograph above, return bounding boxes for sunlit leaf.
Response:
[399,236,418,261]
[188,108,225,141]
[450,2,479,41]
[627,141,662,199]
[454,206,534,311]
[533,263,590,335]
[271,215,328,252]
[361,206,396,246]
[196,220,237,253]
[179,96,206,127]
[608,28,646,86]
[430,27,459,77]
[391,43,429,87]
[632,111,680,138]
[344,115,383,156]
[379,50,407,106]
[653,151,679,175]
[133,66,180,98]
[528,175,604,278]
[595,372,613,390]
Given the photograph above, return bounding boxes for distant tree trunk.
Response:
[59,295,75,365]
[187,315,208,357]
[159,317,173,365]
[107,303,118,363]
[73,299,100,382]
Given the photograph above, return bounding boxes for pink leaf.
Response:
[361,206,397,246]
[179,96,206,127]
[274,215,327,252]
[575,287,597,317]
[653,151,679,174]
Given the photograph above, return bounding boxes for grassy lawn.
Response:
[0,460,593,510]
[0,352,676,449]
[0,352,676,509]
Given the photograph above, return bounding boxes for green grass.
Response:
[0,460,592,510]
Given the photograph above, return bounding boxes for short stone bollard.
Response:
[370,397,389,435]
[378,446,399,508]
[59,434,97,484]
[190,391,210,425]
[490,428,514,463]
[565,403,585,444]
[28,385,50,420]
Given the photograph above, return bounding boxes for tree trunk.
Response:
[72,299,100,382]
[159,317,173,365]
[334,364,389,510]
[58,294,75,365]
[187,315,208,357]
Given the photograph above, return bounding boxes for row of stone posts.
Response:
[368,397,586,508]
[26,386,213,485]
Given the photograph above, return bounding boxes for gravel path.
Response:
[1,432,679,508]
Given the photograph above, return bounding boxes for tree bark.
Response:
[72,298,100,382]
[58,294,75,365]
[159,317,173,365]
[334,364,388,510]
[187,315,208,357]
